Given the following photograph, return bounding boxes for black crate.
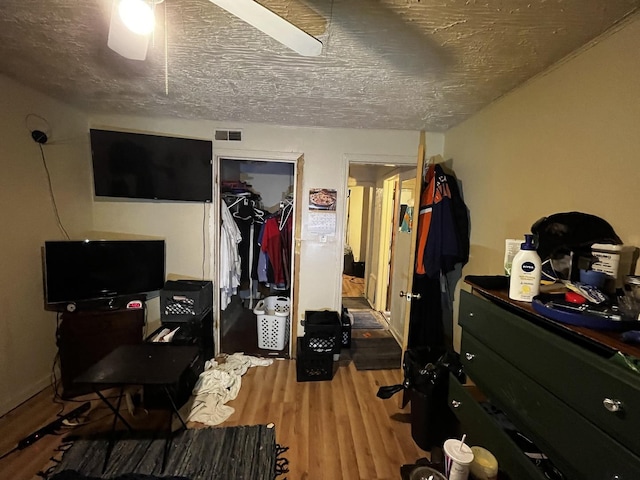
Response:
[341,307,352,349]
[161,280,213,322]
[304,310,342,354]
[300,331,338,354]
[296,339,334,382]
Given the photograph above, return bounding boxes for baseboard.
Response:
[0,374,51,417]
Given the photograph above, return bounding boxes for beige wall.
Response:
[444,15,640,347]
[0,75,92,415]
[347,186,365,262]
[88,115,444,335]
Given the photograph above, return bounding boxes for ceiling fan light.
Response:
[108,0,151,60]
[118,0,155,35]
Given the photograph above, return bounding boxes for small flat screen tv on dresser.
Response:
[43,239,166,311]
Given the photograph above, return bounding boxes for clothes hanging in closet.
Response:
[221,191,265,308]
[220,199,242,310]
[258,201,293,289]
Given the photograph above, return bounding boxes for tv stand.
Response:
[56,308,145,398]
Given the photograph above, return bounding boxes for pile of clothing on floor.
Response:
[186,353,272,426]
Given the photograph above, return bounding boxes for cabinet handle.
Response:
[465,352,475,361]
[603,398,623,413]
[451,400,461,409]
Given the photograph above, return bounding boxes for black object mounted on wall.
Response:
[90,128,213,202]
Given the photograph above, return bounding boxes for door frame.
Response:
[212,148,303,358]
[341,154,416,344]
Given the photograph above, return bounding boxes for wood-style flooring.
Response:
[0,361,428,480]
[342,274,366,298]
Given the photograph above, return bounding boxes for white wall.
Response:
[444,15,640,348]
[0,75,92,415]
[89,115,444,333]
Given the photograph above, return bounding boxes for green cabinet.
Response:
[451,289,640,480]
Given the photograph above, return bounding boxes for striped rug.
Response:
[47,425,281,480]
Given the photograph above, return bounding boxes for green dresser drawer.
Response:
[459,290,640,457]
[448,376,548,480]
[461,332,640,480]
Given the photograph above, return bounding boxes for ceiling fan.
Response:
[107,0,323,60]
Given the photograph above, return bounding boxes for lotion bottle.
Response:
[509,234,542,302]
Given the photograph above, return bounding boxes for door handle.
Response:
[399,291,421,301]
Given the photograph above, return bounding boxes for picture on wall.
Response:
[309,188,337,211]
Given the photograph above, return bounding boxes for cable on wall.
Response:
[25,114,71,240]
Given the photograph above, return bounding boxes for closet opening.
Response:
[218,157,297,358]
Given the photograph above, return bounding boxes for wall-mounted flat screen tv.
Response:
[90,129,212,202]
[43,240,166,308]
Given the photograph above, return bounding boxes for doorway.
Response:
[342,163,415,349]
[217,157,297,358]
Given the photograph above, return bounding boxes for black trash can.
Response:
[378,347,464,451]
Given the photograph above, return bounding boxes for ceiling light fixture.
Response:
[108,0,161,60]
[119,0,155,35]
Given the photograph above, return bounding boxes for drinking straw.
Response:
[459,434,467,452]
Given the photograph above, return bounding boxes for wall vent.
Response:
[214,129,242,141]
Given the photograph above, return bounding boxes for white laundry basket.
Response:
[253,296,290,350]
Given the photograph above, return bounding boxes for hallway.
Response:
[342,274,390,338]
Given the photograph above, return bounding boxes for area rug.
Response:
[342,296,371,310]
[47,425,284,480]
[351,336,402,370]
[349,309,385,330]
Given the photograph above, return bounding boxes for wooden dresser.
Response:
[449,281,640,480]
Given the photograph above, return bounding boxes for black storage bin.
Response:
[352,261,365,278]
[300,331,339,354]
[341,307,352,349]
[296,338,334,382]
[304,310,342,354]
[160,280,213,322]
[344,251,354,275]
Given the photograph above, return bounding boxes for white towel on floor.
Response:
[187,353,273,426]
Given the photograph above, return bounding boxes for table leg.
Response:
[160,385,188,472]
[97,386,132,473]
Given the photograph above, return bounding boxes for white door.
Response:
[388,174,417,341]
[388,132,426,354]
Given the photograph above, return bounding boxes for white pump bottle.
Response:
[509,234,542,302]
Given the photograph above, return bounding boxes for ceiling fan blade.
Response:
[208,0,322,56]
[107,0,150,60]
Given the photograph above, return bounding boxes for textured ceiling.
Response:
[1,0,639,132]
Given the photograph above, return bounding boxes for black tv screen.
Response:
[44,240,166,306]
[90,129,212,202]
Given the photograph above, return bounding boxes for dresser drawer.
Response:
[448,376,548,480]
[459,290,640,457]
[461,332,640,480]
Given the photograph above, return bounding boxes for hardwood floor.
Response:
[342,274,366,298]
[0,361,428,480]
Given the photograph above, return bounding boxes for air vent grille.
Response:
[214,129,242,141]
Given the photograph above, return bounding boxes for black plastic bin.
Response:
[304,310,342,354]
[352,261,365,278]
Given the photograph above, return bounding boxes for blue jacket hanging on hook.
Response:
[415,162,469,279]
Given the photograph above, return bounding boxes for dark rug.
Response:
[47,425,282,480]
[342,296,371,310]
[350,310,385,330]
[351,336,402,370]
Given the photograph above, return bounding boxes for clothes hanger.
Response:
[279,202,293,231]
